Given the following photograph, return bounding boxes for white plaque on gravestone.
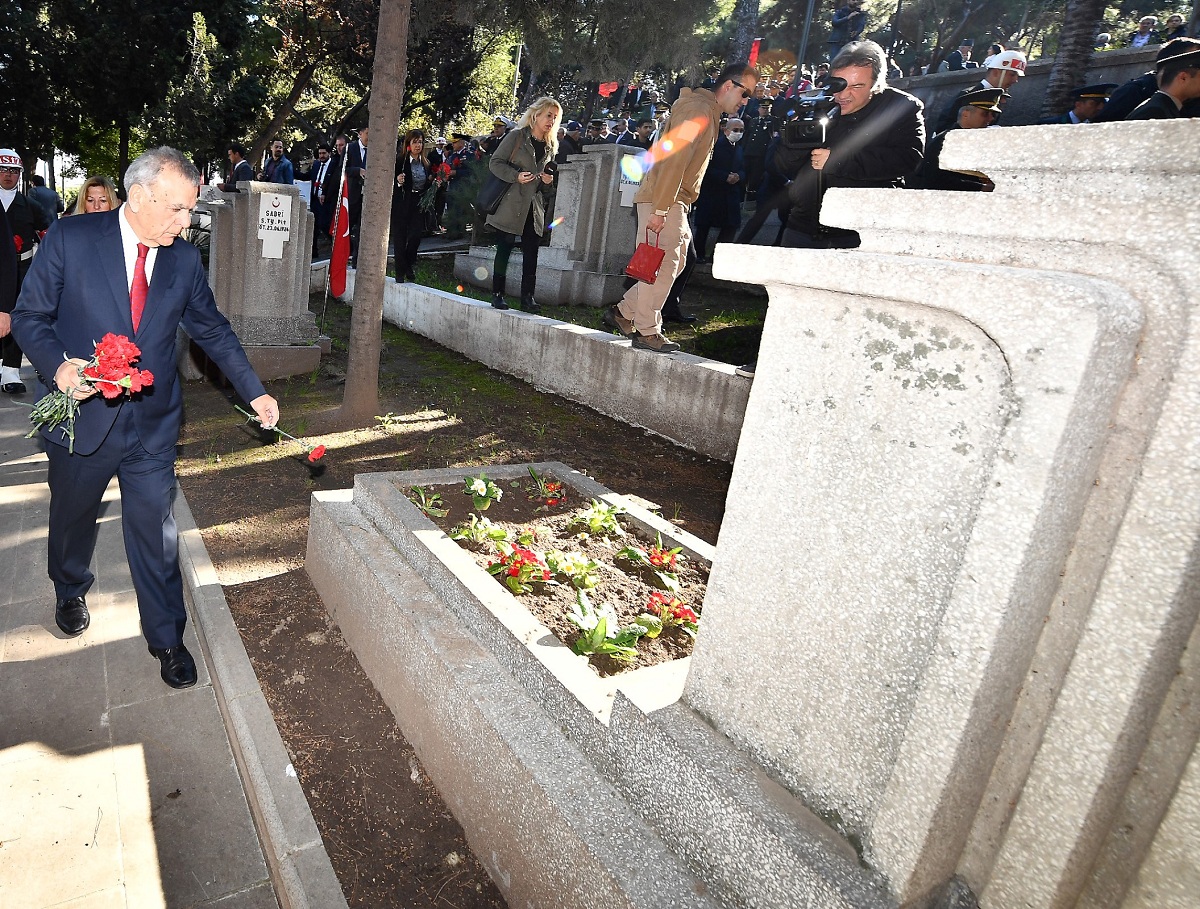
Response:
[618,154,644,207]
[257,192,291,258]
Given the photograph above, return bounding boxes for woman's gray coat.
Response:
[484,126,555,237]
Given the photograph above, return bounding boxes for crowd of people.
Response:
[5,31,1195,392]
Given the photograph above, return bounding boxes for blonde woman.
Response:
[71,176,119,215]
[486,97,561,313]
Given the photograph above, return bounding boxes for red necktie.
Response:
[131,243,148,331]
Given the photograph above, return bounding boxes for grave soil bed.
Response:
[413,474,709,676]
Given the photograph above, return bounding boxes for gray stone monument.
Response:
[189,181,321,380]
[455,144,641,306]
[698,119,1199,908]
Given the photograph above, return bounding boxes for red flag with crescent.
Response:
[329,175,350,297]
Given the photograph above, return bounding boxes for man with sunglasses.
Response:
[605,63,758,353]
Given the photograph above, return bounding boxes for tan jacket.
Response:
[633,88,721,213]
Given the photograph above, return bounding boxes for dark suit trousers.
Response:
[46,404,185,650]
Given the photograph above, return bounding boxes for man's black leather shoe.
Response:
[1,382,27,394]
[149,644,198,689]
[55,596,90,637]
[519,294,541,314]
[662,306,697,324]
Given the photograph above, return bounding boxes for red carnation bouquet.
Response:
[418,162,453,213]
[26,333,154,452]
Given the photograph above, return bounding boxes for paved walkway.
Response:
[0,366,343,909]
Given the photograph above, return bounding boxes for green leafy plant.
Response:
[567,592,646,663]
[409,485,448,518]
[528,467,566,506]
[545,550,602,590]
[375,412,402,428]
[487,544,552,595]
[616,533,684,593]
[637,592,699,639]
[449,514,509,545]
[569,499,625,537]
[464,472,504,510]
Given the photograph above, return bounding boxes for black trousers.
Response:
[492,209,541,298]
[46,405,186,650]
[390,205,424,279]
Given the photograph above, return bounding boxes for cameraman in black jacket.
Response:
[776,40,925,249]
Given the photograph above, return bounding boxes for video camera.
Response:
[775,77,848,149]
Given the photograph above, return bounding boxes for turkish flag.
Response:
[598,81,619,98]
[749,38,761,67]
[329,175,350,298]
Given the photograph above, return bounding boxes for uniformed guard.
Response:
[0,148,49,394]
[1127,38,1200,120]
[1043,84,1118,124]
[910,87,1005,192]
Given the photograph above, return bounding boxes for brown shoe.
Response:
[632,332,680,353]
[602,305,637,338]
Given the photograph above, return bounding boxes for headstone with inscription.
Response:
[190,180,320,380]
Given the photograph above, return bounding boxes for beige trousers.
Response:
[617,201,690,335]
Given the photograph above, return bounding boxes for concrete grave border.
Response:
[176,491,348,909]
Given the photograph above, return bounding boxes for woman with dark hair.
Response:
[391,129,443,282]
[486,96,562,313]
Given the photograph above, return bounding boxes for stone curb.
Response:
[175,489,349,909]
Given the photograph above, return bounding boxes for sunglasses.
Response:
[731,79,752,99]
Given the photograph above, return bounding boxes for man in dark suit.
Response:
[12,146,279,689]
[300,142,334,257]
[345,127,368,264]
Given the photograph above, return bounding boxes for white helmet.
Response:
[0,149,23,170]
[984,50,1027,76]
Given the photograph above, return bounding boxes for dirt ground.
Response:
[174,280,749,907]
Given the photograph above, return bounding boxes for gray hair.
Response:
[831,40,889,93]
[123,146,200,194]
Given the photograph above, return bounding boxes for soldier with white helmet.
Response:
[932,49,1027,134]
[0,148,50,394]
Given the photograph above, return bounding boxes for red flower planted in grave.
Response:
[308,444,326,463]
[487,545,551,595]
[647,544,677,571]
[645,592,699,629]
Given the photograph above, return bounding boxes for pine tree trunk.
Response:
[729,0,761,64]
[334,0,412,427]
[1041,0,1106,118]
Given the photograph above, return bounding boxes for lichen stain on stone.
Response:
[804,329,817,338]
[1040,386,1067,395]
[865,338,898,359]
[824,397,837,410]
[954,442,974,456]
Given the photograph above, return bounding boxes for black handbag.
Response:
[473,141,520,215]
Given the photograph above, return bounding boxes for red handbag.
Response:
[624,228,666,284]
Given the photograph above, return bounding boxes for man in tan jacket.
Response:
[606,63,759,352]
